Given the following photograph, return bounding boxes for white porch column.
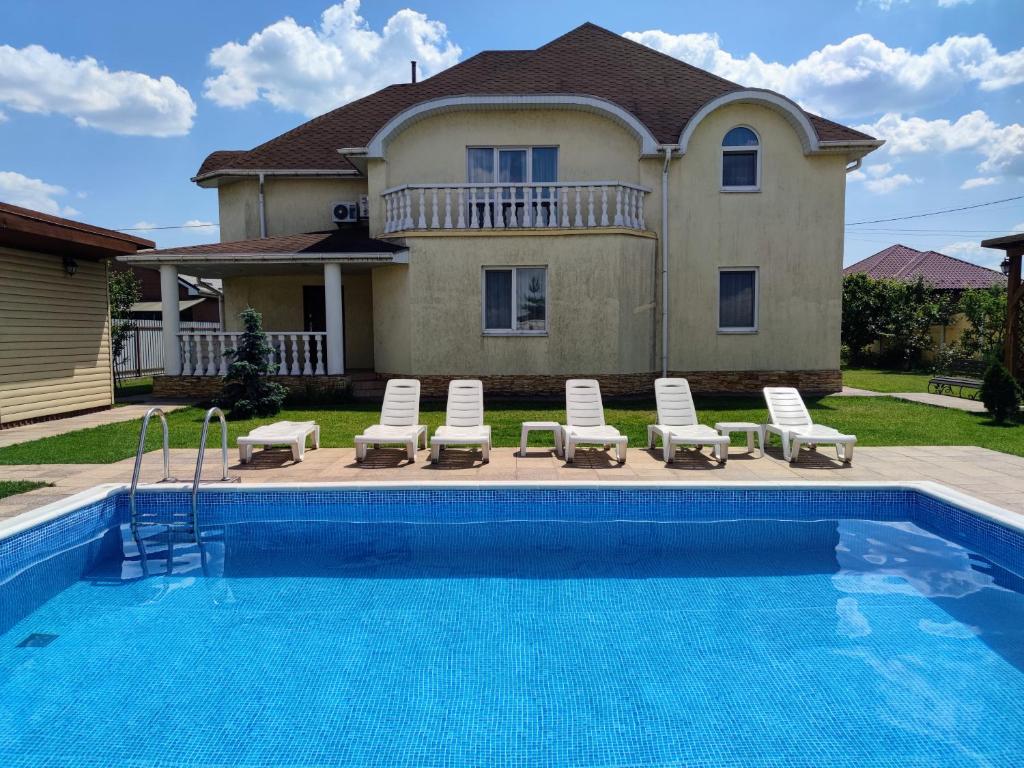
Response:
[160,265,182,375]
[323,263,345,374]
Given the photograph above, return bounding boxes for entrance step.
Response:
[351,375,387,400]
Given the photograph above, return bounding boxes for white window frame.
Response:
[466,146,559,184]
[717,266,759,334]
[481,266,549,336]
[720,126,761,193]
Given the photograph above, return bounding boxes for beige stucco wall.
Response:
[0,248,112,424]
[218,178,369,241]
[371,233,656,375]
[368,108,650,238]
[668,102,848,372]
[222,271,375,369]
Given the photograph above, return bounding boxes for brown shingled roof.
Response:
[141,229,403,257]
[844,244,1004,290]
[196,23,875,179]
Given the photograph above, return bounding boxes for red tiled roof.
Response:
[141,229,403,256]
[844,244,1004,290]
[196,23,875,179]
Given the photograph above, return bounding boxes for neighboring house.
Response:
[0,203,153,426]
[125,265,222,324]
[844,244,1004,357]
[123,22,881,397]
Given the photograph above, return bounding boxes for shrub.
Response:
[108,269,142,392]
[217,307,287,419]
[980,362,1021,424]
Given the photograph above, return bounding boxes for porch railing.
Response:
[178,331,327,377]
[381,181,650,234]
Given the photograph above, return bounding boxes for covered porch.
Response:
[121,230,408,379]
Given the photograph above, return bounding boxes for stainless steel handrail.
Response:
[191,406,231,535]
[129,407,174,533]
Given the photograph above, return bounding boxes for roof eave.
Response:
[119,251,409,265]
[191,168,363,188]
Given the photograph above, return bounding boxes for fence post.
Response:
[133,327,142,378]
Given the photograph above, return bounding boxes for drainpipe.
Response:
[659,146,675,378]
[845,159,862,174]
[258,172,267,238]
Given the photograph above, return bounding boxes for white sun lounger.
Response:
[354,379,427,462]
[429,379,491,463]
[647,378,729,464]
[562,379,627,463]
[237,421,320,463]
[763,387,856,464]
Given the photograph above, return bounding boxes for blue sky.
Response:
[1,0,1022,267]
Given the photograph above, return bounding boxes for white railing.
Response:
[178,331,327,377]
[381,181,650,234]
[117,320,220,378]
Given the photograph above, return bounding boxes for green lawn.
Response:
[842,367,934,393]
[115,376,154,399]
[0,480,52,499]
[0,396,1020,464]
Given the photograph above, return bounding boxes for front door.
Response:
[302,285,340,372]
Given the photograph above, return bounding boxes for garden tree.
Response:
[217,307,287,419]
[955,285,1007,362]
[108,269,142,392]
[841,273,880,362]
[980,362,1021,424]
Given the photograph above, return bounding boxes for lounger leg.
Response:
[756,426,764,457]
[482,441,489,463]
[746,431,754,453]
[779,433,790,462]
[555,428,564,458]
[430,443,440,463]
[617,441,627,463]
[519,426,528,457]
[565,438,574,463]
[291,442,303,462]
[663,440,673,464]
[313,427,320,450]
[239,445,249,464]
[646,425,654,450]
[789,439,801,464]
[355,443,365,463]
[407,440,416,462]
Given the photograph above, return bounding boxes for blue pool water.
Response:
[0,486,1023,767]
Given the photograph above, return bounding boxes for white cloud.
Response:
[937,0,976,6]
[204,0,461,117]
[857,111,1024,177]
[940,240,1004,269]
[865,173,917,194]
[0,44,195,137]
[865,162,893,178]
[960,176,998,189]
[622,30,1024,118]
[860,0,976,9]
[0,171,79,216]
[0,110,7,123]
[1013,222,1024,233]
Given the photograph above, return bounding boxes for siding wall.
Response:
[0,248,112,425]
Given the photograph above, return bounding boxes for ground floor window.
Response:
[718,267,758,332]
[483,267,547,334]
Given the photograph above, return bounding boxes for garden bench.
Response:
[928,359,985,400]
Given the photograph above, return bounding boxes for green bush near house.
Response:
[980,363,1022,424]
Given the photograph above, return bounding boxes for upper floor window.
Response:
[721,127,760,191]
[467,147,558,186]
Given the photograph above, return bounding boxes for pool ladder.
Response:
[129,406,238,543]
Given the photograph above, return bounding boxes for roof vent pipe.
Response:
[410,61,417,84]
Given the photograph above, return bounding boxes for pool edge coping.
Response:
[1,480,1020,544]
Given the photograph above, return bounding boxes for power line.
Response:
[116,222,218,231]
[847,194,1024,226]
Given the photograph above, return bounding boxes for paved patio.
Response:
[2,444,1022,520]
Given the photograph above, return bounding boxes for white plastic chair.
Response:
[237,421,320,463]
[562,379,627,463]
[647,378,729,464]
[354,379,427,462]
[763,387,856,464]
[429,379,491,463]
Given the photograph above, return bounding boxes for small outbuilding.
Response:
[0,203,154,426]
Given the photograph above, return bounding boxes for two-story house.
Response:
[125,23,881,398]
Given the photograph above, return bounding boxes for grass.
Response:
[0,396,1020,464]
[115,376,154,399]
[842,367,934,393]
[0,480,52,500]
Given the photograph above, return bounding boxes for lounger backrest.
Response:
[380,379,421,427]
[445,379,484,427]
[565,379,606,427]
[654,378,698,427]
[763,387,813,429]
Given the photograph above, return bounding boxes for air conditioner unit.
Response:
[332,201,359,224]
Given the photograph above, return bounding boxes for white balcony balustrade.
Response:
[178,331,327,377]
[382,182,650,234]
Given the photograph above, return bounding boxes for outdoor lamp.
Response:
[1000,257,1010,277]
[62,256,78,276]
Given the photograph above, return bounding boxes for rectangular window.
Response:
[718,268,758,332]
[467,147,558,184]
[483,267,547,334]
[722,151,757,188]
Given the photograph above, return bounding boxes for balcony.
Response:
[381,181,650,234]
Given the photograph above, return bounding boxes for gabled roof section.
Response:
[844,244,1004,290]
[0,201,153,259]
[196,22,876,181]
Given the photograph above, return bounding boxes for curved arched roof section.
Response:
[678,89,820,154]
[367,94,661,158]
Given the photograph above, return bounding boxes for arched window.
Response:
[721,126,760,190]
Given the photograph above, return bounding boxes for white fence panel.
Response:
[115,320,221,377]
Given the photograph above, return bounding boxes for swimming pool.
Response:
[1,482,1022,767]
